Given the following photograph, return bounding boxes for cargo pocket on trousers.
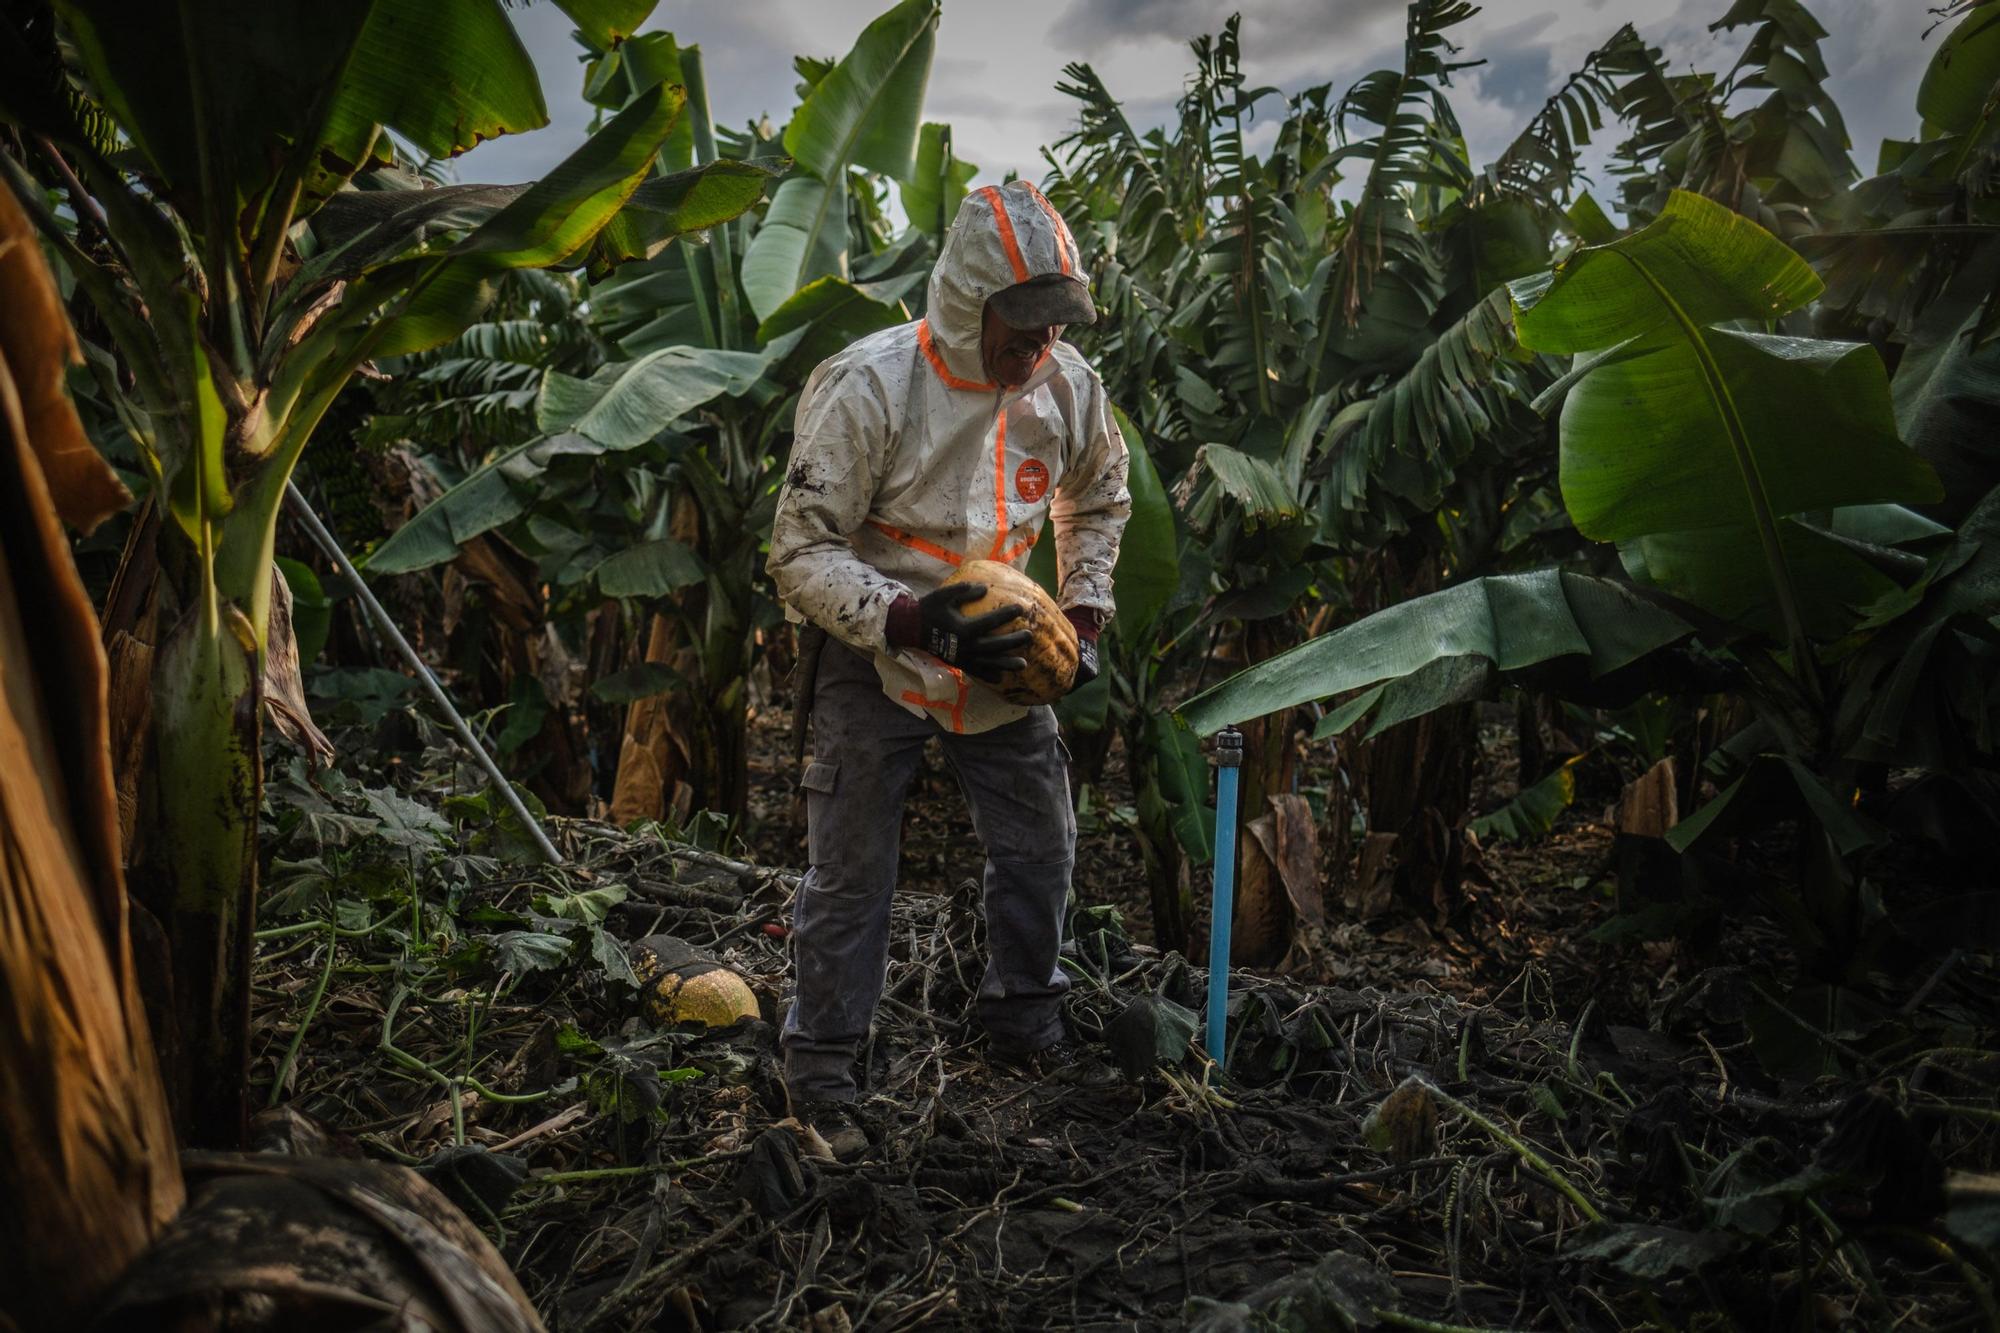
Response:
[800,760,838,865]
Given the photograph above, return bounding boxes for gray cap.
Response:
[987,272,1096,329]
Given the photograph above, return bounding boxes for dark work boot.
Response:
[990,1036,1114,1085]
[795,1100,870,1162]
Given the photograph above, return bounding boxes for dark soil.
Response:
[253,699,1998,1331]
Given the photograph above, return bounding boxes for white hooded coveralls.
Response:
[767,180,1132,732]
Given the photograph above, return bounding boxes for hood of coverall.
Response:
[925,181,1089,386]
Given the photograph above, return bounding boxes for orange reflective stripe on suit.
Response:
[900,668,969,734]
[980,185,1031,283]
[1021,183,1075,275]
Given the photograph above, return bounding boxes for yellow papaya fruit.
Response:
[941,558,1079,706]
[629,935,760,1029]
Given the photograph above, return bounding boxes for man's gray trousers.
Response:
[782,641,1074,1101]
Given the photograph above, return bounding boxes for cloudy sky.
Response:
[462,0,1946,217]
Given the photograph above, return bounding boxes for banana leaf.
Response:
[740,175,850,322]
[1026,406,1178,624]
[1471,754,1586,843]
[780,0,938,182]
[584,160,782,275]
[54,0,547,236]
[1106,405,1180,641]
[901,122,977,239]
[740,0,938,319]
[1917,3,2000,135]
[536,345,774,447]
[1179,570,1694,736]
[334,82,692,360]
[554,0,658,52]
[1894,308,2000,523]
[593,539,705,598]
[366,334,766,576]
[1510,189,1941,649]
[754,273,922,369]
[1618,519,1904,641]
[581,29,692,172]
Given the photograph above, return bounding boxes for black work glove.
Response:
[918,583,1031,683]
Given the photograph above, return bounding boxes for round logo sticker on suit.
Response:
[1015,458,1050,503]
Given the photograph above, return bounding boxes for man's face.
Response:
[981,303,1059,388]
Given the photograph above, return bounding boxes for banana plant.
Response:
[740,0,940,320]
[1311,0,1479,392]
[1801,0,2000,516]
[1512,189,1939,676]
[1611,0,1856,233]
[1026,408,1195,945]
[564,0,946,822]
[366,0,955,823]
[1185,189,1967,976]
[1046,7,1674,921]
[0,0,770,1143]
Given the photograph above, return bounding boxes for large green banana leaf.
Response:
[290,162,771,332]
[1917,2,2000,134]
[365,340,774,576]
[1178,570,1694,736]
[582,31,695,175]
[740,0,939,320]
[1894,308,2000,523]
[1834,486,2000,766]
[584,251,711,357]
[336,82,691,361]
[781,0,938,181]
[901,122,976,239]
[1185,444,1301,534]
[1106,405,1180,641]
[1317,287,1546,547]
[1025,403,1179,643]
[535,345,775,448]
[755,274,924,369]
[329,1,545,159]
[586,160,780,275]
[56,0,550,255]
[1510,189,1940,648]
[593,538,706,598]
[741,176,851,323]
[1618,519,1904,641]
[359,436,562,575]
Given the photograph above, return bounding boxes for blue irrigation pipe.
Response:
[1206,726,1243,1067]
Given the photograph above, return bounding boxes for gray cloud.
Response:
[1052,0,1403,53]
[1469,12,1560,115]
[452,0,1952,229]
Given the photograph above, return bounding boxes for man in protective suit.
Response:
[767,180,1130,1155]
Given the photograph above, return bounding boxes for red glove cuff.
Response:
[1064,607,1103,643]
[884,593,922,650]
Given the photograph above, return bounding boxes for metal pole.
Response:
[283,481,564,866]
[1206,726,1243,1068]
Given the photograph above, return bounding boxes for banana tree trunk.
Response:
[1359,542,1478,920]
[610,490,753,829]
[1363,702,1476,918]
[1128,710,1191,954]
[1236,616,1300,818]
[610,610,700,825]
[146,600,261,1148]
[699,547,754,827]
